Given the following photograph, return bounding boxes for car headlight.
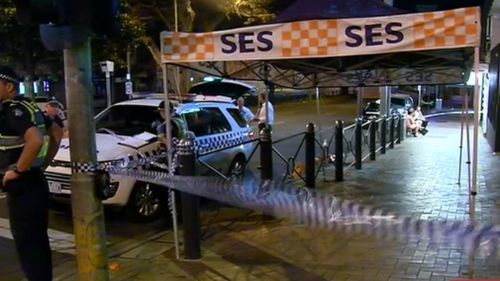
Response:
[94,171,119,200]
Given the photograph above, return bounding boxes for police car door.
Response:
[182,107,234,176]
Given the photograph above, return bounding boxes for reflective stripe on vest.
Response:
[0,99,49,167]
[0,135,24,150]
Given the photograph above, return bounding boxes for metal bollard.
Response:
[178,137,201,260]
[260,127,273,181]
[369,118,376,160]
[381,116,387,154]
[305,123,315,189]
[397,113,403,144]
[355,118,362,170]
[335,120,344,182]
[389,114,395,149]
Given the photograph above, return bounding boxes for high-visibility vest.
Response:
[172,116,187,139]
[0,97,48,168]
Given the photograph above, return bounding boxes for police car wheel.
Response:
[228,156,246,180]
[126,182,165,222]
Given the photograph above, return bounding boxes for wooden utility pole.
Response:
[64,39,109,281]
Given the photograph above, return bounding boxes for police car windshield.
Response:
[95,105,158,136]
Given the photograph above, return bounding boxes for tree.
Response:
[118,0,282,92]
[91,0,147,70]
[0,0,63,87]
[221,0,275,25]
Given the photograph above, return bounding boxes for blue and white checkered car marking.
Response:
[196,131,251,154]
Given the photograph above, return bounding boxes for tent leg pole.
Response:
[457,87,466,185]
[315,86,323,140]
[464,79,473,217]
[357,86,364,118]
[162,63,180,260]
[471,47,480,198]
[468,47,480,225]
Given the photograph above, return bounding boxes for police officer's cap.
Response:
[47,98,64,110]
[0,65,19,84]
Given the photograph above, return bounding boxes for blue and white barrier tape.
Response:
[106,166,499,256]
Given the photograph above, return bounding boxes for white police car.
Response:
[45,95,254,222]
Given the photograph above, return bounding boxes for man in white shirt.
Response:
[236,97,254,123]
[253,93,274,131]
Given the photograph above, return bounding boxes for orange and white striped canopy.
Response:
[161,7,480,63]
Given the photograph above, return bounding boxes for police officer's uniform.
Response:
[0,96,53,280]
[155,116,187,142]
[154,101,187,146]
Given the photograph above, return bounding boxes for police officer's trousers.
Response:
[6,169,52,281]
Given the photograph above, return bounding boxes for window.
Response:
[182,107,231,137]
[95,105,158,136]
[226,108,248,128]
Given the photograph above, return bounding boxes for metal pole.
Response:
[162,63,180,259]
[380,86,390,117]
[381,116,387,154]
[355,118,362,169]
[105,72,112,107]
[178,138,201,260]
[389,115,395,149]
[126,46,131,79]
[467,47,480,234]
[369,118,376,160]
[126,47,132,100]
[357,86,364,118]
[465,83,472,195]
[263,64,270,129]
[315,87,323,138]
[418,85,422,107]
[260,128,273,181]
[64,39,109,280]
[471,47,480,197]
[458,87,466,185]
[396,114,402,144]
[335,120,344,181]
[466,45,480,281]
[174,0,178,32]
[305,123,315,188]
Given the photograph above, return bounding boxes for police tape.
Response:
[105,163,500,257]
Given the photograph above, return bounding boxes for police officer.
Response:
[154,100,187,147]
[0,65,63,281]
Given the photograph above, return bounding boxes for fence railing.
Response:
[194,114,405,185]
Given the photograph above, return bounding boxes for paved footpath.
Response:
[20,115,500,280]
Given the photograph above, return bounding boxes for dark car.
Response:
[362,94,414,121]
[362,101,381,121]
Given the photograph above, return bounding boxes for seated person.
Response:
[414,106,428,129]
[406,108,421,137]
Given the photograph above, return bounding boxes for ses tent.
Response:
[160,0,479,88]
[159,0,482,196]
